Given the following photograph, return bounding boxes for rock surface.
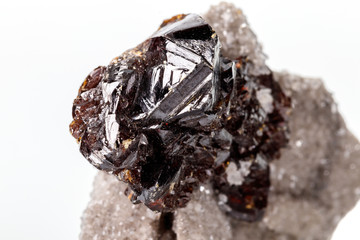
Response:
[79,172,159,240]
[79,2,360,240]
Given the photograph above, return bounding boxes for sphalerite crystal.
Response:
[70,14,290,221]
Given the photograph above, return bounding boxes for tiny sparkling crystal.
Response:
[70,13,290,221]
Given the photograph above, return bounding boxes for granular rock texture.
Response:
[79,2,360,240]
[203,3,269,76]
[173,185,232,240]
[79,172,159,240]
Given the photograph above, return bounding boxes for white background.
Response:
[0,0,359,239]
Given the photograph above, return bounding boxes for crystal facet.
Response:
[70,13,290,221]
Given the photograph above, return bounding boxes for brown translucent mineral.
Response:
[76,2,360,240]
[70,12,290,221]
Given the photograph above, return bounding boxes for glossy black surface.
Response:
[70,14,290,221]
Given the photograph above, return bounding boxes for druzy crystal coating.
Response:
[70,14,290,221]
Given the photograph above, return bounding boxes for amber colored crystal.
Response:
[70,14,290,221]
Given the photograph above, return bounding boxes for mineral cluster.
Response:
[70,13,290,221]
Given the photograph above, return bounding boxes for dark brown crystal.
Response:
[70,14,290,221]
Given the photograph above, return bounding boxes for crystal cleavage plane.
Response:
[70,14,291,222]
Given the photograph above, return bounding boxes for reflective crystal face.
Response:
[70,14,291,221]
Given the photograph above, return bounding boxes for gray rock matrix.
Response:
[79,2,360,240]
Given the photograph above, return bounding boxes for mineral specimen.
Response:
[78,2,360,240]
[70,13,290,221]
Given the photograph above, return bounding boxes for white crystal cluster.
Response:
[79,2,360,240]
[203,2,269,76]
[79,172,159,240]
